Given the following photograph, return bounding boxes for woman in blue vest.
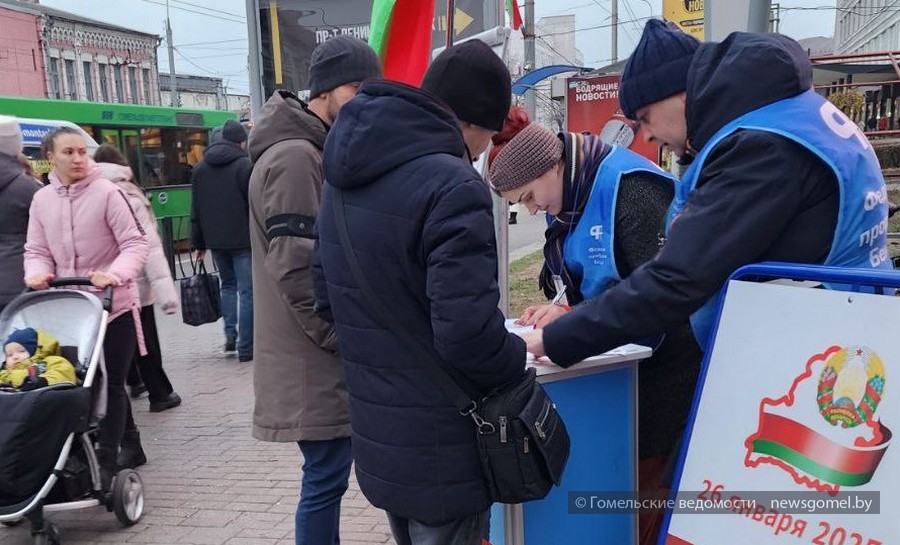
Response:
[488,114,702,545]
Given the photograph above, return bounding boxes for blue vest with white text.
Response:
[668,89,890,348]
[564,146,678,298]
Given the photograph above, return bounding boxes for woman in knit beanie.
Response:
[488,112,704,545]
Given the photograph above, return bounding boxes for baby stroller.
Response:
[0,278,144,544]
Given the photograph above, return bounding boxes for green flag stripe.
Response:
[752,439,876,487]
[369,0,398,57]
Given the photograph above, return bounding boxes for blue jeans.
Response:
[212,249,253,358]
[296,438,353,545]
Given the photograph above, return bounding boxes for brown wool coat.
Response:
[248,91,349,442]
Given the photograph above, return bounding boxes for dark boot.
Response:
[117,429,147,469]
[96,447,117,492]
[509,211,518,225]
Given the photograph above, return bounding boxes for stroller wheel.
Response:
[112,469,144,526]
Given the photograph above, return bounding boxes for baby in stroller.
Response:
[0,283,144,545]
[2,328,75,391]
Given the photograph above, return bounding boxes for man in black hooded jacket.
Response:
[521,21,890,366]
[314,41,525,544]
[190,120,254,361]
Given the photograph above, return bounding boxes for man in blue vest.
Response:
[520,20,891,366]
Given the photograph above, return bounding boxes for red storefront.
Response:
[565,74,661,164]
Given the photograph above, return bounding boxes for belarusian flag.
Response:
[507,0,523,30]
[369,0,436,86]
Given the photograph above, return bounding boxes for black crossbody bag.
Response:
[332,187,570,504]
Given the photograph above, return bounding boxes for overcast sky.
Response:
[38,0,836,96]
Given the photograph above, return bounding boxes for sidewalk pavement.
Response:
[0,313,396,545]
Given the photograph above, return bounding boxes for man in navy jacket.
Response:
[314,41,525,544]
[522,20,891,366]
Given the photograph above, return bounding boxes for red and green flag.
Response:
[507,0,523,30]
[369,0,436,86]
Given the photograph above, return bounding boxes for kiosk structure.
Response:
[490,325,651,545]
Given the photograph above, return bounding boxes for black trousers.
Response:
[126,305,174,402]
[100,313,137,457]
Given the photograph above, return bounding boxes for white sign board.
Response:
[665,280,898,545]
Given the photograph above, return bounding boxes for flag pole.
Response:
[446,0,455,47]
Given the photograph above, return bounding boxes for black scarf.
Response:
[538,133,612,305]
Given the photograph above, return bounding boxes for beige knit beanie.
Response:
[488,122,563,192]
[0,115,22,158]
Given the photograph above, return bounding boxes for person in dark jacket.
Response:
[0,116,39,314]
[249,36,381,545]
[314,42,525,544]
[521,21,891,367]
[191,120,254,361]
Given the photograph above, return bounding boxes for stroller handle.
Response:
[44,278,114,313]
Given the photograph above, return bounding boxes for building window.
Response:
[114,65,124,103]
[48,57,61,99]
[142,68,152,104]
[83,61,94,101]
[98,63,109,102]
[64,59,77,100]
[129,66,139,104]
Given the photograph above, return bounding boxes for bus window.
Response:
[140,127,208,187]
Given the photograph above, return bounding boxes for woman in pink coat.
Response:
[24,127,149,489]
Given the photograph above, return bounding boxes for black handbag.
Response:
[179,260,222,327]
[332,188,570,504]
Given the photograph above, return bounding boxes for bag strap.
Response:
[331,188,489,427]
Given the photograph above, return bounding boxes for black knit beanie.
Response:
[619,19,700,120]
[421,40,512,132]
[308,36,382,98]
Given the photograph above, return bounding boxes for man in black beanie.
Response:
[421,39,512,161]
[191,118,254,362]
[313,38,524,545]
[521,22,889,543]
[247,35,380,545]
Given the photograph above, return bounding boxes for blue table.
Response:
[489,342,650,545]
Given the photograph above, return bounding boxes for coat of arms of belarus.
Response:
[745,345,891,493]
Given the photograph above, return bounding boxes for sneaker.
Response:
[223,338,237,354]
[238,353,253,363]
[129,383,147,399]
[149,392,182,413]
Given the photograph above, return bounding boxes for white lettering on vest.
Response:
[820,101,870,151]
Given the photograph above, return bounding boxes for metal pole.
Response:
[524,0,536,119]
[611,0,618,64]
[246,0,264,118]
[747,0,772,34]
[446,0,456,47]
[165,0,178,107]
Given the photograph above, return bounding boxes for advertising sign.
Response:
[663,0,704,40]
[258,0,495,98]
[565,75,659,163]
[664,280,898,545]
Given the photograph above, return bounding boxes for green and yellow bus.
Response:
[0,96,236,221]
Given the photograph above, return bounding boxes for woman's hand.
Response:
[26,273,55,290]
[515,303,569,329]
[88,271,120,289]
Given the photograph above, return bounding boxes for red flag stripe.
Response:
[755,412,890,474]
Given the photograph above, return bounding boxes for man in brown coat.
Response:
[247,36,381,545]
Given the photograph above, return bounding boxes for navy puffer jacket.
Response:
[314,80,526,524]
